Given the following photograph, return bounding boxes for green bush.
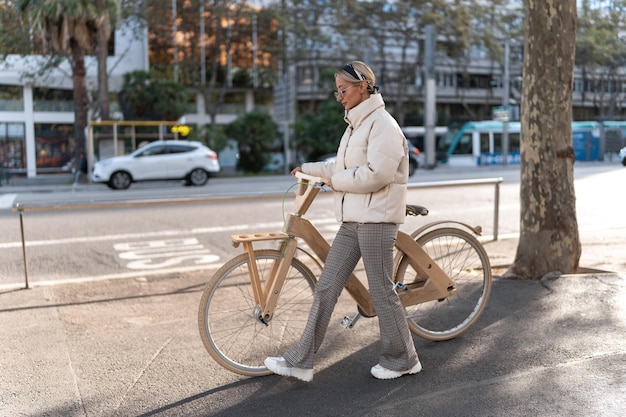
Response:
[119,71,192,121]
[226,110,278,173]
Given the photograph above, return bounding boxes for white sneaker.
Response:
[370,361,422,380]
[264,357,313,382]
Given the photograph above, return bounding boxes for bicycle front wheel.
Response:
[198,249,316,376]
[396,227,492,341]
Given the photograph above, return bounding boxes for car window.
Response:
[137,144,167,157]
[167,144,196,154]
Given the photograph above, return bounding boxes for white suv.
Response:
[92,140,221,190]
[620,146,626,166]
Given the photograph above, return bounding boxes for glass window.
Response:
[0,85,24,111]
[168,144,195,154]
[493,133,502,153]
[254,90,273,113]
[509,133,520,153]
[34,123,74,170]
[480,133,490,153]
[138,144,167,157]
[573,78,584,93]
[33,88,73,112]
[219,92,246,114]
[453,133,473,155]
[0,123,26,170]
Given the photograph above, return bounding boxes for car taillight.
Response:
[206,153,218,159]
[412,148,420,155]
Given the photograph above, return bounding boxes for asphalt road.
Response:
[0,169,516,289]
[0,162,623,289]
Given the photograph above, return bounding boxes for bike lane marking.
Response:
[114,237,220,269]
[0,218,340,289]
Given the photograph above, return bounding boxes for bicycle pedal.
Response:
[340,312,361,329]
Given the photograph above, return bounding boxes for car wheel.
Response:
[187,168,209,186]
[622,157,626,166]
[108,171,132,190]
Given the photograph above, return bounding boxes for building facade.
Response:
[2,1,624,178]
[0,25,149,178]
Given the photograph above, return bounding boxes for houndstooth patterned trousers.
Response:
[283,222,419,372]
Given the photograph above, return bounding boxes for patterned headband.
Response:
[342,64,367,82]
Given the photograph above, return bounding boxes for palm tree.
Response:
[17,0,120,159]
[95,0,121,121]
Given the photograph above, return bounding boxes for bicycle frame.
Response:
[230,172,456,324]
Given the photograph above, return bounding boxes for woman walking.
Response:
[264,61,420,382]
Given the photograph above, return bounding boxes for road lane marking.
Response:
[0,193,16,209]
[0,219,337,249]
[0,221,618,250]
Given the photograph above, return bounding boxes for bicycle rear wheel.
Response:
[198,249,316,376]
[396,227,492,341]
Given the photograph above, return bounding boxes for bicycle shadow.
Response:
[136,277,580,417]
[148,274,626,416]
[0,279,205,314]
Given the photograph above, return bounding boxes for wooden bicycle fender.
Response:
[409,220,482,239]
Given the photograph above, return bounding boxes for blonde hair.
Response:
[335,60,378,94]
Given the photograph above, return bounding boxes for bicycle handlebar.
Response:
[292,171,327,216]
[294,171,326,186]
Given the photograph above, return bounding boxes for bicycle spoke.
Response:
[198,250,316,376]
[397,228,492,341]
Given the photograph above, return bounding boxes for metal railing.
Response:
[406,177,503,240]
[11,177,503,289]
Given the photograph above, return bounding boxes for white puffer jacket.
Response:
[301,93,408,224]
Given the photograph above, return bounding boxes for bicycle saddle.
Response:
[406,204,429,216]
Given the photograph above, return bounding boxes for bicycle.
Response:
[198,172,492,376]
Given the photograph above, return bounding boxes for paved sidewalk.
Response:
[1,229,625,416]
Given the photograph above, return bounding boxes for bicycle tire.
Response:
[198,249,316,376]
[395,227,492,341]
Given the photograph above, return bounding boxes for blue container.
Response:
[571,122,600,161]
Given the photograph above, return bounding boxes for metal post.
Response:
[424,25,437,169]
[283,121,290,174]
[493,181,500,241]
[502,39,510,166]
[17,205,29,289]
[87,125,94,176]
[113,122,119,157]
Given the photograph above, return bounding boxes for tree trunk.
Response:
[96,0,111,121]
[71,39,88,159]
[506,0,581,280]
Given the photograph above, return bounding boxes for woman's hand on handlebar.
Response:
[290,166,302,177]
[291,166,334,190]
